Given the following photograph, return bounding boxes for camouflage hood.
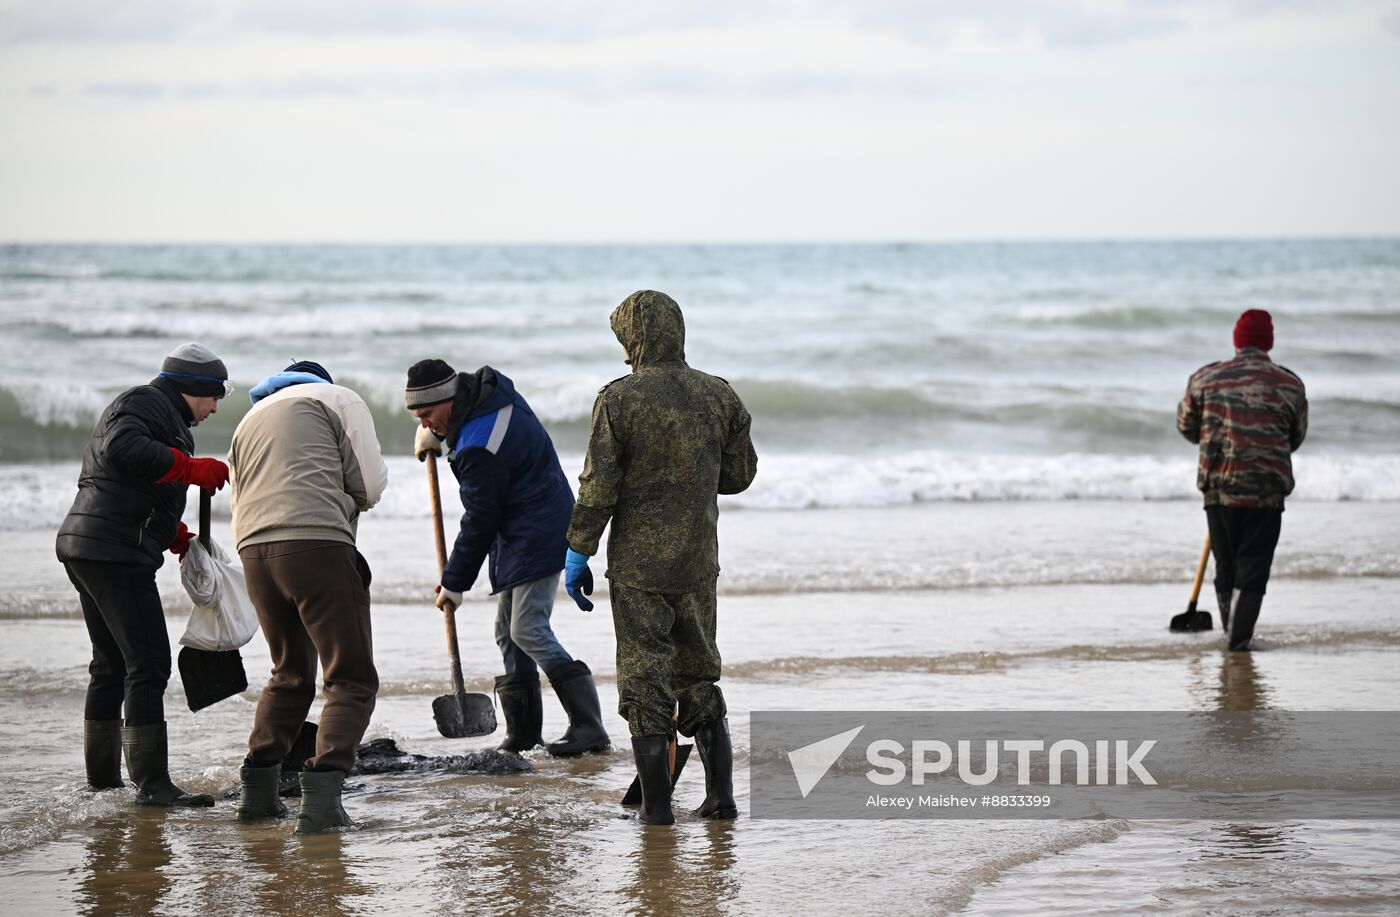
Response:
[610,290,686,368]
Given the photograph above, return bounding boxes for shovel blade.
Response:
[621,743,692,807]
[433,692,497,738]
[178,647,248,712]
[1168,609,1215,632]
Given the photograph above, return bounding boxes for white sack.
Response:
[179,537,259,652]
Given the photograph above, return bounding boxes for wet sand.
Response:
[2,502,1398,914]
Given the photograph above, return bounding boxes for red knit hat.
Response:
[1233,309,1273,352]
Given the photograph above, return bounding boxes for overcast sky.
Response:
[1,0,1398,242]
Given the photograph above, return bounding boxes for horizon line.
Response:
[4,234,1399,247]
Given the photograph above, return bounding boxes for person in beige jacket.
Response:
[226,361,388,833]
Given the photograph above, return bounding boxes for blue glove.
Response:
[564,548,594,612]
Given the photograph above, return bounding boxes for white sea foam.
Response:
[716,451,1400,509]
[6,452,1399,534]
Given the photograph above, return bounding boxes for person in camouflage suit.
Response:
[564,290,757,825]
[1177,308,1308,651]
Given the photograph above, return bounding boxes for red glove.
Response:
[155,447,229,492]
[169,522,194,560]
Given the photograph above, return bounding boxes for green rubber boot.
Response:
[693,718,738,820]
[237,762,289,821]
[296,770,351,834]
[84,720,125,790]
[121,723,214,807]
[631,735,676,826]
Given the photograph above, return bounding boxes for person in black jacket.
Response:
[56,343,233,806]
[405,359,610,758]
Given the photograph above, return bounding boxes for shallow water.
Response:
[1,502,1397,915]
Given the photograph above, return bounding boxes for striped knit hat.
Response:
[160,343,230,397]
[404,359,458,409]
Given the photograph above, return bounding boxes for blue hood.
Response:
[249,371,331,405]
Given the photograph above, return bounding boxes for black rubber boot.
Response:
[632,735,675,825]
[296,770,350,834]
[237,762,289,821]
[545,661,612,757]
[1217,589,1234,633]
[84,720,125,790]
[495,672,544,753]
[692,718,738,820]
[1229,591,1264,652]
[121,723,214,807]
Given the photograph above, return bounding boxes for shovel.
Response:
[621,708,692,807]
[425,451,497,738]
[178,488,248,711]
[1168,536,1215,632]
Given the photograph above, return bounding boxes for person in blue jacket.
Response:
[405,359,610,757]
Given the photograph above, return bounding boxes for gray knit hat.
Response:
[405,359,458,409]
[160,343,231,397]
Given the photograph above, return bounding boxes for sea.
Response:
[0,240,1397,915]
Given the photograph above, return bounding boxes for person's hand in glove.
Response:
[155,447,229,493]
[434,583,463,611]
[169,521,194,560]
[415,426,444,462]
[564,549,594,611]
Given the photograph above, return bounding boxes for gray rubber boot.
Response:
[495,672,544,753]
[631,735,675,826]
[84,720,125,790]
[1229,592,1264,652]
[545,660,612,757]
[692,718,738,820]
[1217,589,1234,633]
[237,762,289,821]
[296,770,351,834]
[121,723,214,807]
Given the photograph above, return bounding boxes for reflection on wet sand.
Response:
[1200,650,1297,866]
[241,824,370,916]
[77,812,171,917]
[1215,652,1272,713]
[625,820,739,917]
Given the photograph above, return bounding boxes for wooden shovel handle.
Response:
[426,454,470,699]
[427,453,449,571]
[1188,536,1211,604]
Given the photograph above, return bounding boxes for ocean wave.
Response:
[17,307,588,341]
[1013,302,1230,328]
[716,451,1400,510]
[0,378,599,461]
[713,553,1400,597]
[723,628,1400,680]
[6,451,1400,533]
[936,821,1132,915]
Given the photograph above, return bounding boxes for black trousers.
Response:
[63,560,171,726]
[1206,506,1283,596]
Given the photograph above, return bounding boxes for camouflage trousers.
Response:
[610,580,726,738]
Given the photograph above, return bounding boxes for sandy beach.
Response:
[2,499,1398,915]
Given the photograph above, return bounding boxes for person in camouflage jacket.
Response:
[565,290,757,825]
[1177,308,1308,651]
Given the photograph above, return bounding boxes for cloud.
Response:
[69,64,939,103]
[83,80,168,100]
[1383,8,1400,38]
[0,0,210,42]
[7,0,1388,48]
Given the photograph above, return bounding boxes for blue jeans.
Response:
[495,572,572,677]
